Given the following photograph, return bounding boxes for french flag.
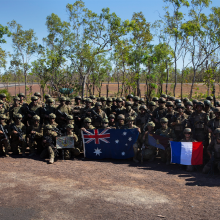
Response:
[170,141,203,165]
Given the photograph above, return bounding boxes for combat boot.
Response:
[29,152,36,157]
[49,157,54,164]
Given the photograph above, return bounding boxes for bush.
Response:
[0,89,12,102]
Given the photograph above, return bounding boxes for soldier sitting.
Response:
[124,101,137,124]
[108,114,116,128]
[135,105,150,132]
[91,102,107,128]
[0,114,10,157]
[115,114,125,129]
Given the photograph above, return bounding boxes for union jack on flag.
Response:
[82,128,139,159]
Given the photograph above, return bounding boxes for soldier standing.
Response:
[184,101,194,116]
[124,101,137,123]
[0,114,10,157]
[91,102,107,128]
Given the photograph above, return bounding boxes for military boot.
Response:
[49,157,54,164]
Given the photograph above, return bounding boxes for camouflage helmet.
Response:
[102,118,109,123]
[31,96,38,101]
[176,103,185,109]
[75,95,82,100]
[133,96,140,101]
[204,100,211,106]
[13,96,20,101]
[90,95,96,100]
[117,114,125,120]
[216,101,220,106]
[67,115,73,120]
[0,100,3,104]
[161,94,167,98]
[116,97,123,102]
[175,99,182,104]
[82,97,87,102]
[84,117,92,123]
[149,101,156,106]
[169,96,175,101]
[66,124,74,129]
[45,124,52,130]
[34,92,41,97]
[96,97,100,101]
[49,113,56,119]
[112,97,116,101]
[66,97,71,102]
[184,128,192,133]
[18,93,25,97]
[185,101,193,106]
[15,113,22,119]
[60,96,66,101]
[214,107,220,113]
[86,98,92,103]
[147,121,155,127]
[121,97,126,101]
[47,98,54,103]
[95,102,102,107]
[139,105,147,110]
[100,96,107,101]
[192,99,198,104]
[125,101,132,106]
[196,101,204,107]
[183,97,189,102]
[33,115,40,121]
[0,93,6,97]
[158,97,166,103]
[214,128,220,134]
[166,101,174,107]
[127,94,133,99]
[160,117,168,123]
[0,114,6,119]
[140,98,145,103]
[206,96,213,101]
[45,94,51,99]
[107,97,112,102]
[109,114,115,119]
[127,116,134,121]
[152,97,159,101]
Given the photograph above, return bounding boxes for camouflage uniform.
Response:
[8,97,22,124]
[124,101,137,123]
[135,105,150,132]
[132,96,140,113]
[0,114,10,156]
[41,98,56,124]
[91,102,107,128]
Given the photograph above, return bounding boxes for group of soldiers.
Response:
[0,91,220,174]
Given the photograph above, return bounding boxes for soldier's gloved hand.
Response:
[81,128,86,132]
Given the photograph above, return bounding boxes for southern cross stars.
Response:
[115,139,119,144]
[123,132,127,136]
[94,148,102,156]
[128,137,132,141]
[121,152,125,156]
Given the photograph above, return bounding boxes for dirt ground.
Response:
[4,83,220,99]
[0,154,220,220]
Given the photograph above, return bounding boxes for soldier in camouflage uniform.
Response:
[100,96,107,112]
[152,97,159,106]
[171,103,188,141]
[46,113,58,129]
[41,98,56,124]
[105,97,112,117]
[0,114,10,157]
[40,124,57,164]
[28,115,43,156]
[165,101,176,127]
[9,114,26,156]
[9,97,22,124]
[100,118,113,129]
[79,98,93,123]
[148,101,156,114]
[183,97,189,106]
[155,117,176,164]
[91,102,107,128]
[192,99,198,111]
[124,101,137,124]
[0,100,9,122]
[90,95,96,106]
[135,105,150,132]
[109,114,116,128]
[169,96,175,105]
[127,94,134,103]
[34,92,43,106]
[203,128,220,174]
[111,97,117,114]
[115,114,125,129]
[114,98,126,117]
[0,93,9,111]
[132,96,140,113]
[27,96,41,126]
[204,100,214,120]
[184,101,194,116]
[72,96,83,128]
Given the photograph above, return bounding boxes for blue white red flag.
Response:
[170,141,203,165]
[82,128,139,159]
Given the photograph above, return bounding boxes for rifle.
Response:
[43,135,59,157]
[52,127,62,136]
[12,124,24,141]
[92,109,103,121]
[0,124,10,144]
[57,110,68,120]
[26,106,36,117]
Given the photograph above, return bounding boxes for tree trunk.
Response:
[190,68,196,99]
[166,61,169,94]
[24,72,27,98]
[106,84,108,97]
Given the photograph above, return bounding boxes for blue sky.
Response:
[1,0,219,69]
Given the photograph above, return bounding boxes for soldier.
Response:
[139,98,145,105]
[56,96,71,128]
[207,107,220,141]
[115,114,125,129]
[165,101,176,127]
[40,124,58,164]
[0,114,10,157]
[111,97,117,113]
[127,94,134,103]
[43,94,51,107]
[152,97,167,129]
[28,115,43,156]
[100,118,112,129]
[184,101,194,116]
[81,118,95,131]
[169,96,176,105]
[174,99,182,110]
[9,114,26,156]
[41,98,56,124]
[124,101,137,123]
[203,128,220,174]
[135,105,150,132]
[100,96,107,111]
[152,97,159,106]
[161,94,167,101]
[148,101,156,113]
[114,98,126,117]
[79,98,93,122]
[132,96,140,113]
[18,93,28,107]
[180,128,196,172]
[0,93,9,111]
[171,103,188,141]
[90,95,96,106]
[34,92,42,106]
[155,117,176,164]
[46,113,58,129]
[91,102,107,128]
[122,97,126,107]
[66,97,72,113]
[0,100,9,120]
[72,96,83,128]
[105,97,112,117]
[204,100,214,120]
[183,97,189,106]
[206,96,213,106]
[108,114,116,128]
[192,99,198,111]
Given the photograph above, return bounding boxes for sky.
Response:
[0,0,220,69]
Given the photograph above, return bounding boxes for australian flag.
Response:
[82,128,139,159]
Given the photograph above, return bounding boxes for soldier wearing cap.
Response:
[27,96,41,126]
[115,114,125,129]
[91,102,107,128]
[135,105,150,132]
[9,113,26,156]
[203,128,220,174]
[40,124,58,164]
[108,114,116,128]
[28,115,43,156]
[132,96,140,113]
[9,97,22,124]
[155,117,176,164]
[184,101,194,116]
[124,101,137,123]
[56,96,71,128]
[0,93,9,111]
[0,114,10,157]
[42,98,56,124]
[105,97,112,117]
[152,97,167,129]
[79,98,93,122]
[171,103,188,141]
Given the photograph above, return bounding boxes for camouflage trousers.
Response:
[40,145,55,160]
[62,148,81,160]
[29,140,43,154]
[159,147,171,163]
[11,140,26,155]
[137,145,157,161]
[0,139,10,156]
[203,159,220,174]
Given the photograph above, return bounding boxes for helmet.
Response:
[121,97,126,101]
[66,97,71,102]
[139,105,147,110]
[214,107,220,113]
[206,96,213,101]
[102,118,109,123]
[152,97,159,101]
[31,96,38,101]
[196,101,204,107]
[112,97,116,101]
[133,96,140,101]
[60,96,66,101]
[204,100,211,106]
[127,94,133,99]
[158,97,166,103]
[90,95,96,100]
[117,114,125,120]
[45,125,52,130]
[18,93,25,97]
[100,96,107,101]
[82,98,87,102]
[176,103,185,109]
[184,128,192,133]
[149,101,156,106]
[34,92,41,97]
[160,117,168,123]
[49,113,56,119]
[185,101,193,106]
[45,94,51,99]
[66,124,74,129]
[86,98,92,103]
[67,115,73,120]
[75,96,82,100]
[95,102,102,107]
[161,94,167,98]
[116,98,123,102]
[0,100,3,104]
[127,116,134,121]
[96,97,100,101]
[166,101,174,107]
[47,98,54,103]
[0,114,6,119]
[33,115,40,120]
[125,101,132,106]
[169,97,175,101]
[183,98,189,102]
[15,113,22,119]
[216,101,220,106]
[192,99,198,104]
[107,97,112,102]
[214,128,220,134]
[147,121,155,127]
[175,99,182,104]
[109,114,115,119]
[140,98,145,103]
[84,117,92,123]
[0,93,6,97]
[13,97,20,101]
